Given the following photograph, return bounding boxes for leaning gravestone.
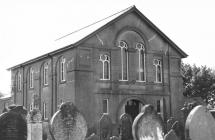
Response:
[49,102,88,140]
[0,105,27,140]
[132,104,164,140]
[85,133,100,140]
[166,117,175,132]
[119,113,133,140]
[164,129,179,140]
[110,136,120,140]
[99,114,112,140]
[185,105,215,140]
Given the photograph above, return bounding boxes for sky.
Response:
[0,0,215,95]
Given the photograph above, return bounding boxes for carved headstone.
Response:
[49,102,87,140]
[119,113,133,140]
[99,114,112,140]
[0,105,27,140]
[185,105,215,140]
[27,109,42,140]
[132,104,164,140]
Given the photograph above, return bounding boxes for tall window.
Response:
[118,41,128,81]
[29,68,34,88]
[153,59,162,83]
[43,102,47,119]
[60,58,66,82]
[103,99,109,114]
[18,73,21,91]
[44,63,48,85]
[99,54,110,80]
[136,43,145,82]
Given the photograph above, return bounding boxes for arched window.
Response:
[43,63,48,85]
[153,59,162,83]
[136,43,145,82]
[99,54,110,80]
[60,57,66,82]
[118,41,128,81]
[18,72,22,90]
[29,67,34,88]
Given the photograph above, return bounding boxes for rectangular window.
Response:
[43,102,47,119]
[157,100,161,114]
[103,99,109,114]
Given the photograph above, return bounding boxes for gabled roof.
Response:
[8,5,188,70]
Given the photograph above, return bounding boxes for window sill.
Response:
[136,80,146,83]
[60,80,66,84]
[100,79,110,81]
[154,81,162,84]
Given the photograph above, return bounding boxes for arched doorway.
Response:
[125,99,144,121]
[118,98,145,122]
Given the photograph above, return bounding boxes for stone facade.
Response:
[9,6,187,129]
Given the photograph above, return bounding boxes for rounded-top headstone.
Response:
[185,105,215,140]
[99,114,112,140]
[49,102,87,140]
[0,105,27,140]
[132,104,164,140]
[119,113,132,140]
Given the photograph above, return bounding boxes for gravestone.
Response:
[27,108,42,140]
[85,133,100,140]
[49,102,88,140]
[0,105,27,140]
[119,113,133,140]
[110,136,120,140]
[132,104,164,140]
[164,129,179,140]
[185,105,215,140]
[99,114,112,140]
[166,117,175,132]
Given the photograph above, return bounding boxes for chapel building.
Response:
[8,6,188,128]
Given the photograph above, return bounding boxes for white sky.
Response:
[0,0,215,95]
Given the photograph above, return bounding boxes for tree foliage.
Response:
[181,63,215,107]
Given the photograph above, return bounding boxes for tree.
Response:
[181,63,215,107]
[0,91,4,98]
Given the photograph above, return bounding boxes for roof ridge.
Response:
[55,5,135,41]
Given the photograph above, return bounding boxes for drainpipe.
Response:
[168,44,172,116]
[50,54,54,116]
[22,65,25,107]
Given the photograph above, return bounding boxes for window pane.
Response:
[104,61,109,79]
[157,65,161,82]
[103,99,108,113]
[99,61,103,79]
[140,50,145,81]
[122,49,128,80]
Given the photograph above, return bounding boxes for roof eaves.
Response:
[71,6,136,47]
[8,6,135,71]
[7,44,75,71]
[133,7,188,58]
